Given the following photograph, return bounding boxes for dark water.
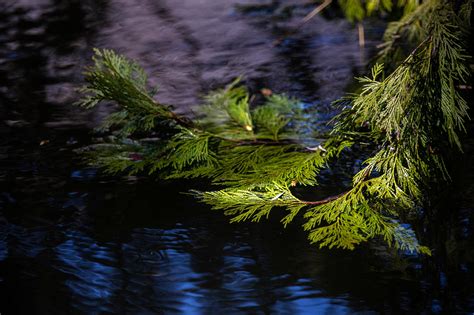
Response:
[1,0,473,314]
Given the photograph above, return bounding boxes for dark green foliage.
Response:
[77,0,471,255]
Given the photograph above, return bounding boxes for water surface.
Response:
[1,0,473,314]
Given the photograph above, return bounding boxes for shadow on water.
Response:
[0,0,473,314]
[0,0,107,125]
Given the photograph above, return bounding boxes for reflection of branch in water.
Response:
[273,0,333,46]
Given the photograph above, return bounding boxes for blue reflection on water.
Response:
[55,231,122,312]
[50,225,369,314]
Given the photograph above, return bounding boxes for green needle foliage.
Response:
[77,0,471,255]
[339,0,420,22]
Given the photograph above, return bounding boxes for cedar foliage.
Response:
[77,0,471,254]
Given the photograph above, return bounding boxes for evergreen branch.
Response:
[302,178,431,253]
[78,48,192,132]
[75,0,471,255]
[198,78,254,134]
[160,129,219,172]
[194,184,303,224]
[213,138,351,188]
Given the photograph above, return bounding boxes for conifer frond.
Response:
[303,179,430,253]
[263,94,301,114]
[377,2,431,64]
[336,1,470,188]
[198,78,254,135]
[212,144,292,184]
[199,176,430,253]
[398,0,421,15]
[460,0,473,25]
[162,129,219,171]
[80,143,154,175]
[339,0,366,22]
[241,142,348,187]
[252,94,304,140]
[252,106,290,140]
[78,48,186,135]
[196,184,303,223]
[76,0,471,255]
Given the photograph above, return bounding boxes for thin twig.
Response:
[273,0,333,46]
[408,35,433,59]
[221,137,295,146]
[358,22,365,48]
[301,0,333,23]
[301,191,348,205]
[167,110,195,128]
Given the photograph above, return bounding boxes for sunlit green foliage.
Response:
[78,49,183,136]
[339,0,420,22]
[77,0,471,255]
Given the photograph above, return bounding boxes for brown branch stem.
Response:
[220,137,295,146]
[300,191,348,205]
